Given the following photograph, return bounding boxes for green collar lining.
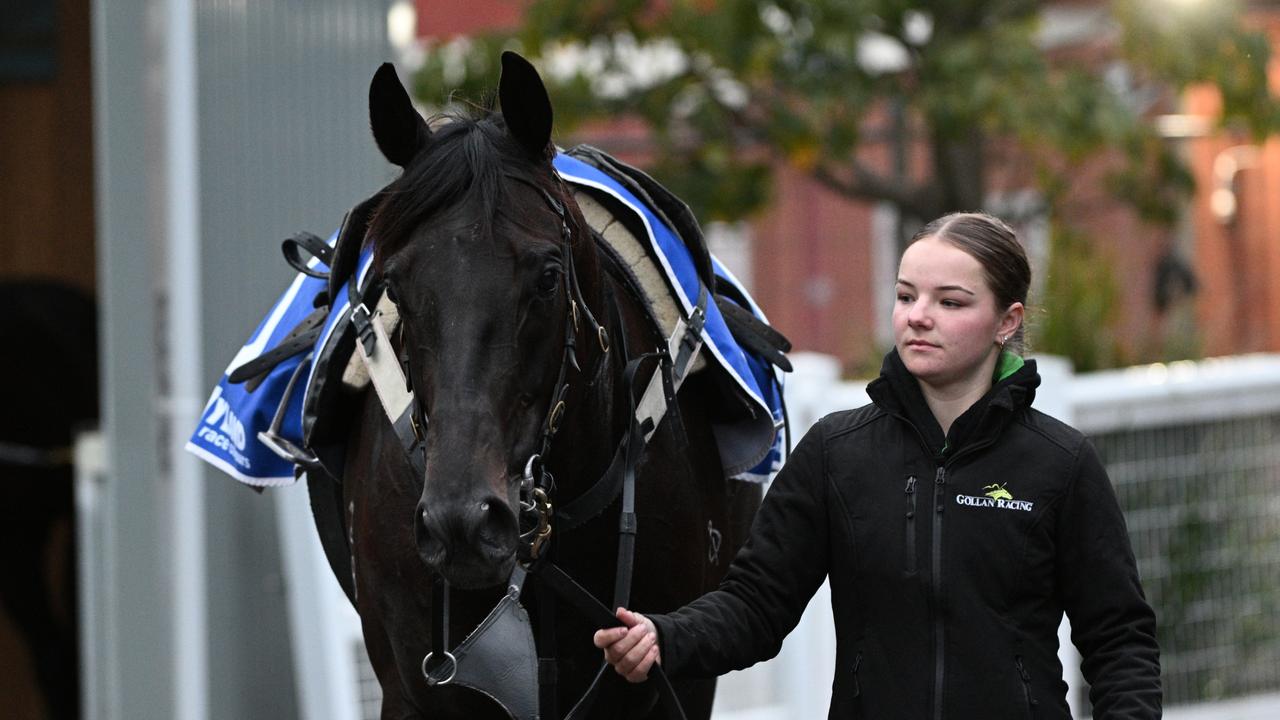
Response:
[994,350,1025,382]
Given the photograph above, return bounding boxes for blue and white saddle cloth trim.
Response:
[187,153,784,486]
[184,229,373,486]
[553,154,784,481]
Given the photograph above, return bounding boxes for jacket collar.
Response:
[866,348,1040,460]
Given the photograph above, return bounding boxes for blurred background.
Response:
[0,0,1277,718]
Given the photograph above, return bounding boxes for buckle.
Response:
[521,487,553,561]
[351,303,376,354]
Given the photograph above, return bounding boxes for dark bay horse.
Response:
[339,53,762,719]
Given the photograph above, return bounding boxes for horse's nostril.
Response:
[474,496,517,553]
[415,502,448,568]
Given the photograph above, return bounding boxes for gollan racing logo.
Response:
[954,483,1034,512]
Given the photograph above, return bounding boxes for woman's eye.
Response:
[537,267,560,295]
[897,294,912,303]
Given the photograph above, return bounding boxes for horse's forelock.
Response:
[367,112,559,271]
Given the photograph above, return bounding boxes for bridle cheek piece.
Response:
[503,177,613,561]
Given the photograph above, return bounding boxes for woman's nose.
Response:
[907,302,931,327]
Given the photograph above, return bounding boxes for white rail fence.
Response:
[189,351,1280,718]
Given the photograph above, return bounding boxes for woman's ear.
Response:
[998,302,1025,342]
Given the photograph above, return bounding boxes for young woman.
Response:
[594,213,1161,718]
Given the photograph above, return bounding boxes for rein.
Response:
[347,173,707,720]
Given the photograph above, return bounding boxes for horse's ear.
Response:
[498,51,553,158]
[369,62,430,168]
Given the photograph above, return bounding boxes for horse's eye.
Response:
[536,267,560,296]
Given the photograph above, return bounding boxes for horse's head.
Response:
[364,53,603,589]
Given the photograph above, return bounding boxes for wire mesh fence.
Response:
[1089,412,1280,707]
[328,355,1280,719]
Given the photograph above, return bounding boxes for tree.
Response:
[412,0,1280,367]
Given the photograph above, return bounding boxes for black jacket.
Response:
[652,351,1161,719]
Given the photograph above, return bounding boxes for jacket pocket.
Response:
[1015,656,1039,719]
[904,476,918,573]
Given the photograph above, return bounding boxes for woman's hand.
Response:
[592,607,661,683]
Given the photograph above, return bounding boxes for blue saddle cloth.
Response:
[187,152,785,486]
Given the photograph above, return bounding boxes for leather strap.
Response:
[431,577,449,663]
[305,471,356,605]
[536,562,687,720]
[349,287,426,477]
[227,306,328,388]
[282,231,335,279]
[556,283,706,531]
[554,352,652,532]
[537,575,560,720]
[713,294,793,372]
[634,283,705,444]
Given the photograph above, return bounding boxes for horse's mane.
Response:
[366,109,560,270]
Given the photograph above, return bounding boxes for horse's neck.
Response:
[552,263,645,486]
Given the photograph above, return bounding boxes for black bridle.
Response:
[352,172,688,719]
[514,176,612,554]
[388,175,613,561]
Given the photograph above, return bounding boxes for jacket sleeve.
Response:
[650,417,831,678]
[1057,439,1162,719]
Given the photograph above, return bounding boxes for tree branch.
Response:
[812,160,938,220]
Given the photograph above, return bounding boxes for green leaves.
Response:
[411,0,1276,225]
[408,0,1279,368]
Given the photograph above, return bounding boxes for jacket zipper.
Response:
[852,652,862,697]
[1016,656,1038,717]
[932,465,946,720]
[904,476,918,572]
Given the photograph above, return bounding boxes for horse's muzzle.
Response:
[414,495,519,588]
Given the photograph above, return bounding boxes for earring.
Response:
[997,335,1007,348]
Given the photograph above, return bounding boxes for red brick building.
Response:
[1187,9,1280,357]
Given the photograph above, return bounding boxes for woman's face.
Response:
[893,236,1022,391]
